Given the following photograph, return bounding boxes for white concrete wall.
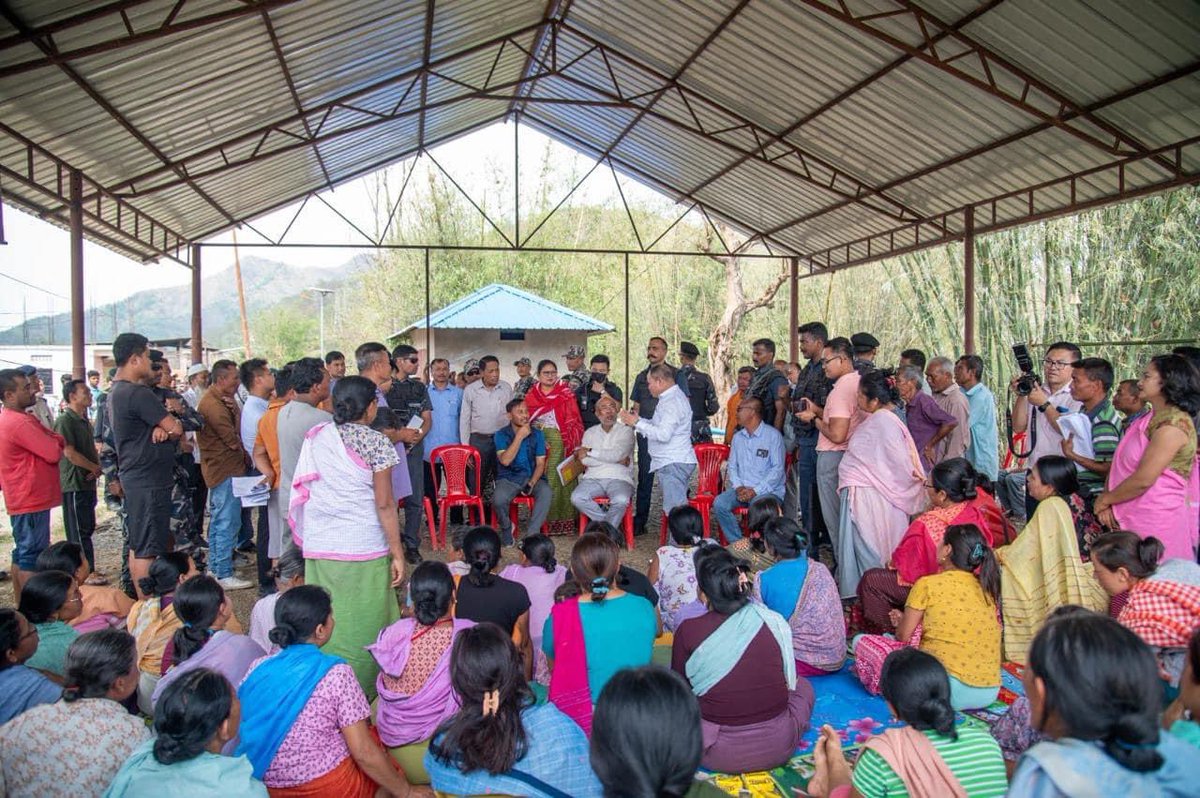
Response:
[408,329,613,384]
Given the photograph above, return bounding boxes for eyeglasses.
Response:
[540,370,558,376]
[400,356,419,364]
[1042,358,1073,368]
[20,626,39,640]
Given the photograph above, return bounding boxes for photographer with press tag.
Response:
[1008,342,1083,520]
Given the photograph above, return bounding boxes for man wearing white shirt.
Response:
[1009,341,1083,518]
[571,394,635,529]
[459,355,513,497]
[713,397,785,543]
[619,363,697,520]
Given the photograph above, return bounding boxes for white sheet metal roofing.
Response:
[392,282,616,336]
[0,0,1197,269]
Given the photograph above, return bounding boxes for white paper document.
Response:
[1057,413,1095,460]
[232,475,270,507]
[406,414,424,430]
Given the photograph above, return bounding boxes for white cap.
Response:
[186,363,209,378]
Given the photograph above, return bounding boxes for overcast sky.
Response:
[0,122,676,328]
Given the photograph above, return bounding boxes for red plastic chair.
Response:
[397,495,437,548]
[428,444,487,550]
[659,443,730,545]
[507,493,548,538]
[577,496,635,551]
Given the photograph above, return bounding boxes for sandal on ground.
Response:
[85,573,110,586]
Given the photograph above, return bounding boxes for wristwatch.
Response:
[1038,401,1052,412]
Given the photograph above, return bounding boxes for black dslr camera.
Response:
[1012,343,1040,396]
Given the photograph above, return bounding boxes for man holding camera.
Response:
[493,398,551,544]
[1009,341,1083,518]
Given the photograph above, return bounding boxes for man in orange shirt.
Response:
[723,366,754,444]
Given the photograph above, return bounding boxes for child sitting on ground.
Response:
[647,506,711,632]
[499,534,567,685]
[248,547,304,654]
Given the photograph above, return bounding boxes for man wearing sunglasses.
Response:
[1009,341,1083,518]
[387,344,433,565]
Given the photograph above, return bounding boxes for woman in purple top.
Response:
[897,366,958,471]
[499,535,567,685]
[152,575,265,713]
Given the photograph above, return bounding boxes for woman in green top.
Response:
[1164,628,1200,749]
[18,570,81,680]
[590,665,725,798]
[807,648,1007,798]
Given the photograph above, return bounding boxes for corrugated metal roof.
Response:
[392,282,617,336]
[0,0,1197,269]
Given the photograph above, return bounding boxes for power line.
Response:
[0,271,69,301]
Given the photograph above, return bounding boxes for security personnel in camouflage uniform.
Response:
[151,354,206,557]
[678,341,720,443]
[563,345,589,392]
[95,369,133,596]
[512,357,535,399]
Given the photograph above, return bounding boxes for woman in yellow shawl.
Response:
[995,456,1107,664]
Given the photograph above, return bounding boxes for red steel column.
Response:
[788,256,799,363]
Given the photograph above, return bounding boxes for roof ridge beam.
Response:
[508,0,571,120]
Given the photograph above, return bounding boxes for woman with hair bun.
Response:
[1009,613,1200,796]
[150,575,264,711]
[543,532,656,734]
[248,547,305,655]
[289,374,409,697]
[426,624,600,797]
[1091,531,1200,688]
[368,561,474,783]
[835,369,929,597]
[236,585,429,797]
[0,630,149,796]
[753,517,845,676]
[672,548,814,772]
[806,648,1008,797]
[996,454,1109,663]
[105,668,265,797]
[1095,353,1200,561]
[126,551,205,712]
[453,527,533,677]
[854,524,1002,710]
[500,533,567,684]
[856,458,988,631]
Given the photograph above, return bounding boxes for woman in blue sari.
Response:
[235,585,428,797]
[1011,612,1200,796]
[752,517,844,676]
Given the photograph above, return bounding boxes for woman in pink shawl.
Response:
[836,370,927,598]
[1095,354,1199,561]
[368,561,472,785]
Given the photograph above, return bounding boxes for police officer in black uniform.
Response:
[387,344,433,564]
[678,342,719,443]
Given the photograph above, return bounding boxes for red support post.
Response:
[963,206,976,355]
[191,244,202,364]
[69,169,84,378]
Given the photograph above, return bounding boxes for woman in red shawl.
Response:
[855,458,988,631]
[524,359,586,535]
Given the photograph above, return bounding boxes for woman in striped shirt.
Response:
[806,647,1007,797]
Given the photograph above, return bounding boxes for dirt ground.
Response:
[1,487,668,626]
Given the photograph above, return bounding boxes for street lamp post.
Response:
[307,287,335,355]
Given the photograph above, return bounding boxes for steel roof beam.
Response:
[508,0,570,120]
[97,20,549,196]
[796,0,1176,175]
[680,0,1008,201]
[801,135,1200,273]
[417,0,435,149]
[259,8,332,190]
[0,0,302,79]
[761,58,1200,238]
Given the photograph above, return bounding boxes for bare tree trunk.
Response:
[704,223,789,431]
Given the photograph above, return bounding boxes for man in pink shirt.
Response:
[0,369,65,603]
[796,337,865,558]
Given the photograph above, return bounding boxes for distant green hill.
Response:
[0,254,369,347]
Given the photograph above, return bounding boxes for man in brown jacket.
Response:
[196,359,253,590]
